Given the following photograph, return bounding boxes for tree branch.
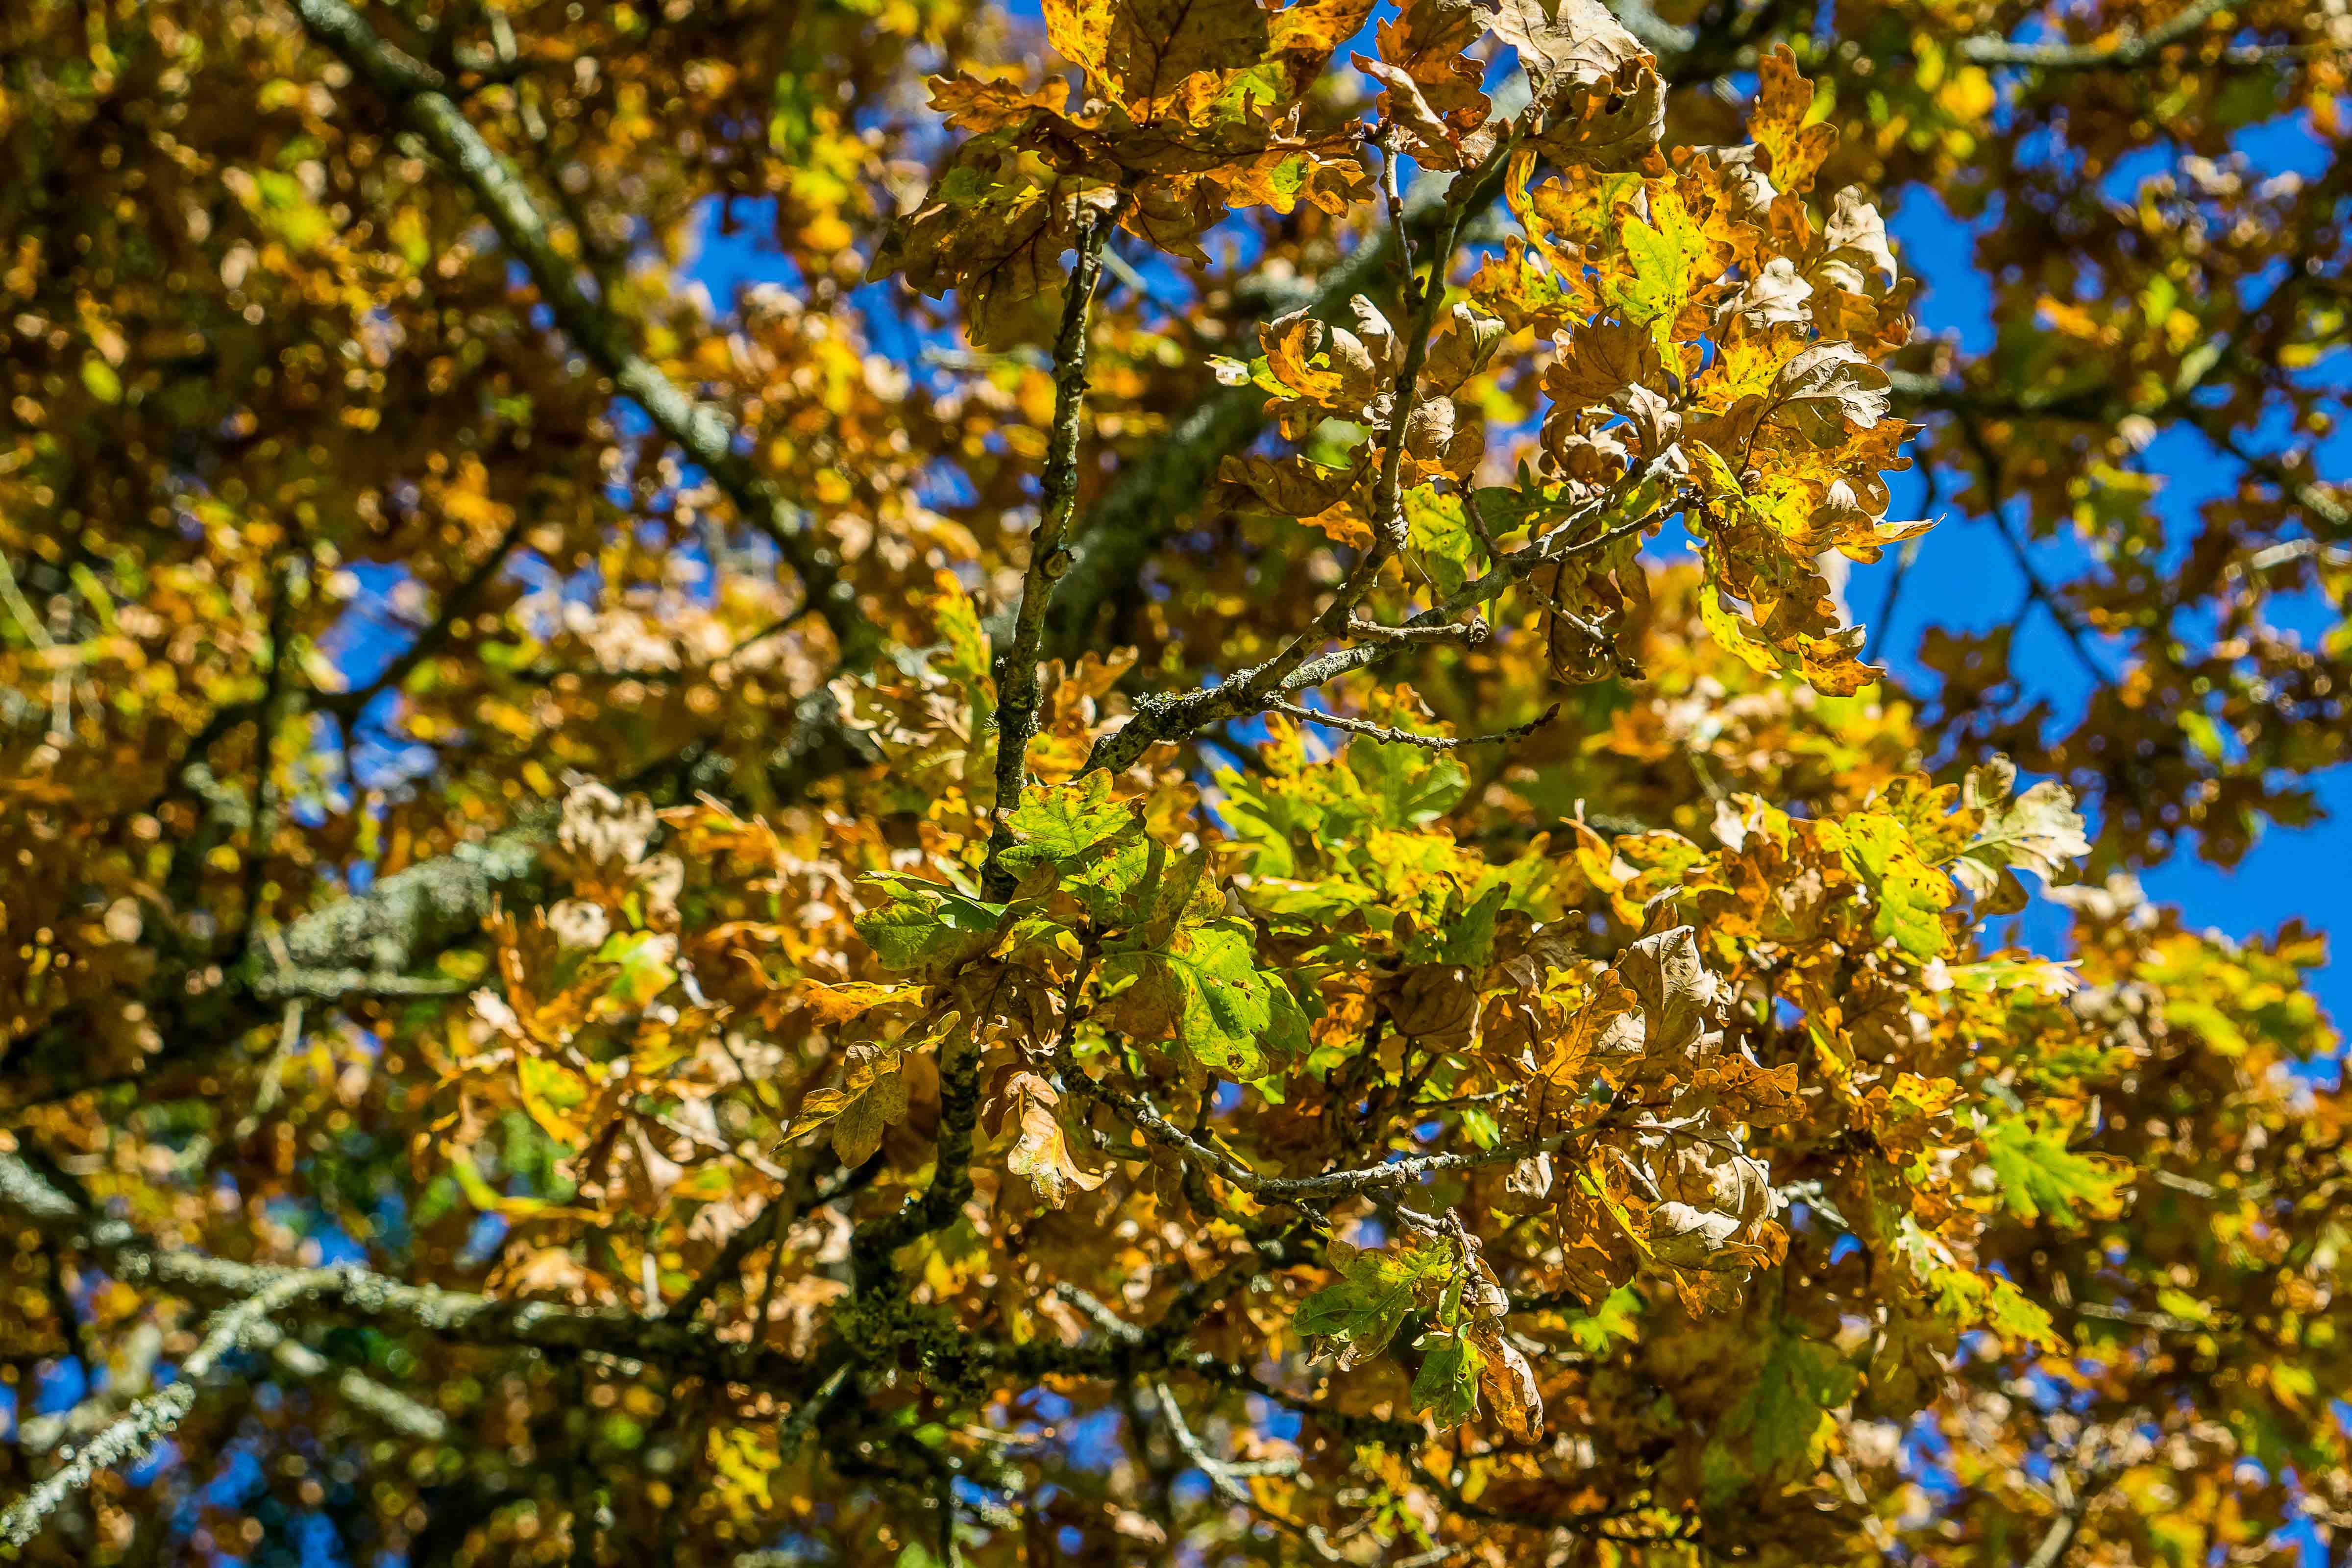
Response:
[851,1027,985,1292]
[0,1151,821,1393]
[245,1318,450,1441]
[1148,1379,1336,1561]
[0,1268,327,1547]
[982,195,1128,898]
[1959,0,2234,70]
[319,505,535,723]
[1062,1055,1589,1202]
[1266,697,1559,751]
[1041,78,1532,656]
[665,1152,882,1324]
[1955,416,2118,689]
[1082,490,1674,773]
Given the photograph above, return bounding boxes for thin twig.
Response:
[1084,487,1672,773]
[321,506,533,721]
[0,1152,823,1393]
[1867,455,1939,663]
[245,1318,448,1440]
[1059,1055,1591,1202]
[230,998,304,1144]
[1150,1379,1336,1559]
[1958,417,2116,688]
[1267,698,1559,751]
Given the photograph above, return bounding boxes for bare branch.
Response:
[1083,491,1672,773]
[320,506,534,723]
[1149,1379,1337,1560]
[666,1153,882,1324]
[245,1319,449,1441]
[1956,416,2117,689]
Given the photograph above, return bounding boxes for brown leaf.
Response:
[1361,0,1495,169]
[1718,255,1814,333]
[876,154,1121,348]
[1746,46,1837,194]
[1393,963,1480,1042]
[1765,342,1893,445]
[1007,1098,1107,1207]
[1483,0,1648,101]
[1821,186,1899,290]
[1467,1320,1544,1441]
[1423,301,1505,392]
[1045,0,1273,119]
[1544,319,1666,411]
[1221,452,1365,518]
[1484,0,1662,166]
[1688,1054,1805,1126]
[1612,925,1723,1057]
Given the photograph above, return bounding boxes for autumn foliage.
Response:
[0,0,2346,1565]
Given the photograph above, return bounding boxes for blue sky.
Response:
[1866,115,2351,1020]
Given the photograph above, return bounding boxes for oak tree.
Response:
[0,0,2345,1565]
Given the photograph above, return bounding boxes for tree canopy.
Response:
[0,0,2346,1565]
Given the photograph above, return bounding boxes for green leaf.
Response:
[1719,1324,1857,1478]
[1004,778,1217,935]
[1605,188,1710,358]
[1948,758,2090,907]
[1347,734,1468,827]
[516,1055,592,1141]
[1896,1217,2067,1351]
[1207,353,1293,397]
[1559,1286,1643,1355]
[855,876,1006,972]
[1837,812,1951,961]
[1404,487,1478,599]
[1296,1234,1455,1367]
[595,931,677,1005]
[1057,827,1158,926]
[1410,1332,1485,1426]
[794,1041,913,1166]
[1004,775,1135,869]
[1135,843,1217,947]
[1435,882,1507,969]
[928,577,994,694]
[1981,1111,2129,1226]
[1105,919,1309,1078]
[1981,1274,2066,1348]
[1468,480,1586,542]
[80,357,123,405]
[253,169,334,250]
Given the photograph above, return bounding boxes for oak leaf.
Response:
[795,1041,912,1166]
